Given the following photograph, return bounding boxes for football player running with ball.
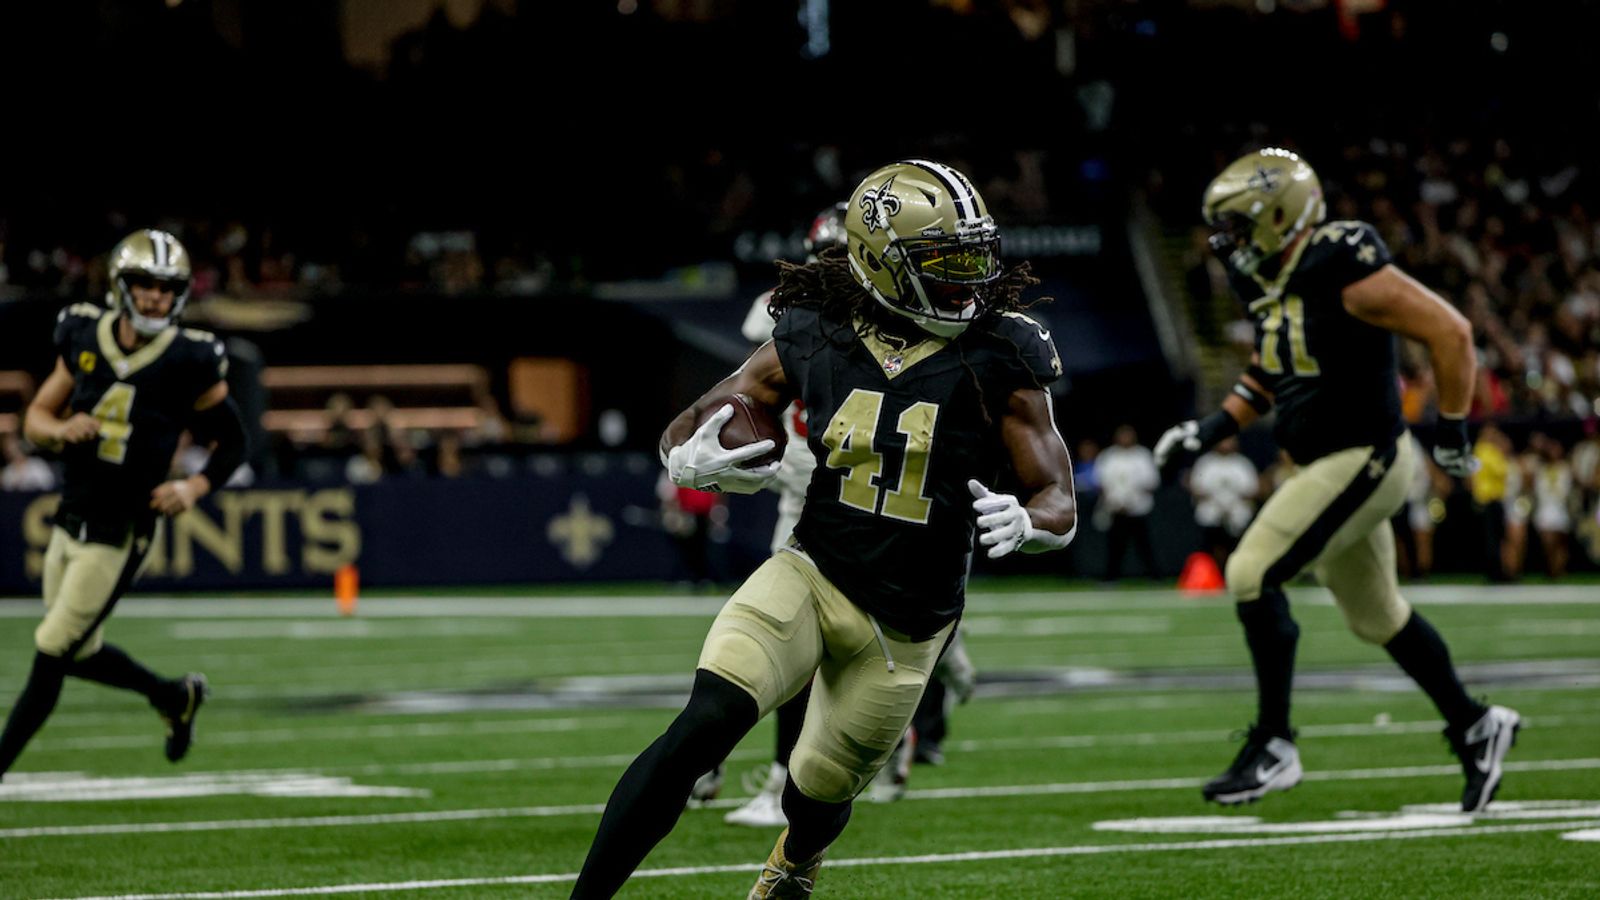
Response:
[0,230,247,783]
[572,160,1077,899]
[1154,149,1519,812]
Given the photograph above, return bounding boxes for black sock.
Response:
[1385,612,1486,731]
[774,681,811,768]
[68,644,176,706]
[781,777,851,862]
[0,652,71,775]
[572,669,758,899]
[1237,588,1299,738]
[912,679,948,749]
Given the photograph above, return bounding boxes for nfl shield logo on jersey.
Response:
[882,354,903,375]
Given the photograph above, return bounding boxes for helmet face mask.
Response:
[107,229,193,337]
[846,160,1003,338]
[1205,210,1267,276]
[1201,148,1325,277]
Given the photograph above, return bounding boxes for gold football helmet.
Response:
[845,160,1001,337]
[106,229,193,336]
[1201,148,1325,276]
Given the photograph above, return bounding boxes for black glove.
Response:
[1432,415,1475,478]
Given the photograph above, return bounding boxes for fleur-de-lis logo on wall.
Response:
[858,176,902,234]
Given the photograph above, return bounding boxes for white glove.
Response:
[665,404,782,495]
[968,479,1072,559]
[1153,419,1201,470]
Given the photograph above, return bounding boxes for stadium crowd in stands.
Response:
[1184,135,1600,424]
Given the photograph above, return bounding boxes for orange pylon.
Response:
[335,564,360,616]
[1177,552,1226,595]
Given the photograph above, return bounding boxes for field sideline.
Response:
[1,579,1597,898]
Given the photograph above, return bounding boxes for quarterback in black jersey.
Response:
[574,161,1077,899]
[0,230,247,783]
[1155,149,1519,813]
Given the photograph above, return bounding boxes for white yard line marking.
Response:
[961,615,1174,636]
[2,804,608,838]
[167,621,513,640]
[2,584,1595,622]
[37,716,626,751]
[0,773,428,802]
[953,713,1592,753]
[8,758,1598,838]
[39,819,1600,899]
[26,714,1595,780]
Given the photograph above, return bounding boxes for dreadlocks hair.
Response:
[767,246,1042,331]
[766,245,1054,428]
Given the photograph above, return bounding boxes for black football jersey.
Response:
[774,305,1062,639]
[51,304,228,536]
[1227,220,1404,463]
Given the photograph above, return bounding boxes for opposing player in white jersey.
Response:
[705,208,837,828]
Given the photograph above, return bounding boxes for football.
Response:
[699,392,785,468]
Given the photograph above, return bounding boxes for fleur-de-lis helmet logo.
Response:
[858,175,902,234]
[1246,165,1284,193]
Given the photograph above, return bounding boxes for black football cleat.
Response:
[1202,725,1302,806]
[1448,705,1521,812]
[161,673,209,763]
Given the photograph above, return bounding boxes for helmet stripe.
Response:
[904,159,974,221]
[152,231,168,268]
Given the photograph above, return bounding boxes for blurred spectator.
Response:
[1074,438,1101,495]
[1573,421,1600,509]
[1096,425,1159,580]
[434,431,465,479]
[657,472,724,588]
[0,434,54,492]
[1532,433,1574,578]
[321,392,357,453]
[345,426,387,485]
[1471,423,1512,581]
[1502,443,1537,580]
[1187,435,1257,565]
[1394,433,1446,580]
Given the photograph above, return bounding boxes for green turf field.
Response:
[1,581,1597,898]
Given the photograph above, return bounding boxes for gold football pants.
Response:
[1225,435,1416,644]
[36,525,155,659]
[698,548,952,803]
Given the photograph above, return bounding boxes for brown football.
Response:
[699,393,786,467]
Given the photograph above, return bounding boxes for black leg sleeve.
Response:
[774,680,812,768]
[571,669,759,899]
[1236,587,1299,738]
[781,776,852,862]
[911,678,948,749]
[0,652,71,776]
[1385,611,1486,731]
[67,644,180,707]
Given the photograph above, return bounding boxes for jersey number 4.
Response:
[90,383,136,465]
[820,388,939,525]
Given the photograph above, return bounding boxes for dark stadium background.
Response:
[0,0,1597,590]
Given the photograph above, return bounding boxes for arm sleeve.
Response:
[193,396,249,488]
